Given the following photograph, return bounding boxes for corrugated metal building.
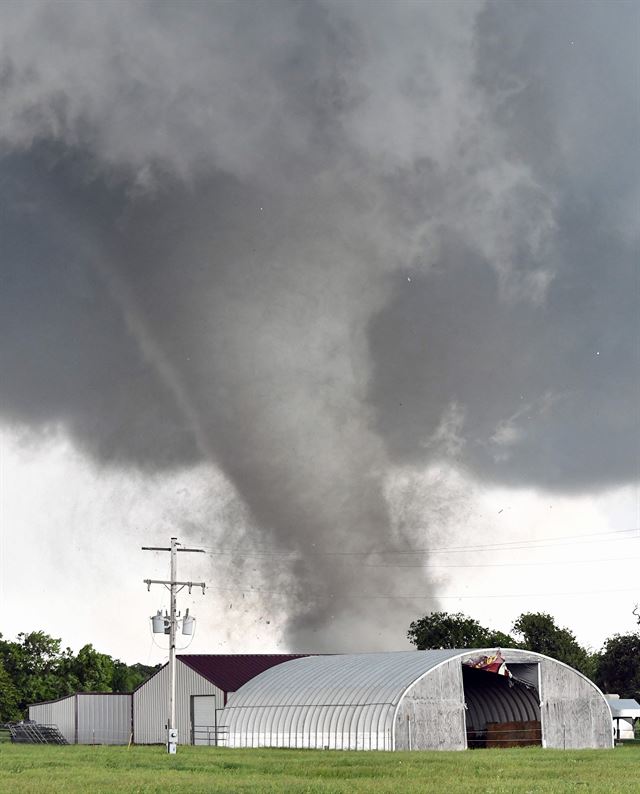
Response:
[27,655,304,746]
[29,693,132,745]
[133,654,305,745]
[221,649,613,751]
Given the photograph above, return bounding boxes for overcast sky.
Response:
[0,0,638,664]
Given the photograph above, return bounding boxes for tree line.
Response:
[0,631,159,722]
[3,613,638,722]
[407,610,640,699]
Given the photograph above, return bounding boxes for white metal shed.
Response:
[26,655,303,746]
[28,693,132,745]
[132,654,305,745]
[604,696,640,740]
[220,649,613,751]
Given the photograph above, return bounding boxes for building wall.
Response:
[395,657,466,751]
[133,661,224,744]
[77,694,132,745]
[538,658,613,749]
[614,718,634,740]
[29,694,132,745]
[29,695,75,743]
[226,701,395,751]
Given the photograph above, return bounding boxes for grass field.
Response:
[0,743,638,793]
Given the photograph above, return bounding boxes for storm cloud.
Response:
[0,0,637,649]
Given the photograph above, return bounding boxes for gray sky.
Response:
[0,0,638,661]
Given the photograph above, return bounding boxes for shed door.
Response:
[192,695,217,745]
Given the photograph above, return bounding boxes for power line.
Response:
[361,555,640,569]
[204,553,640,569]
[197,585,638,600]
[195,527,639,558]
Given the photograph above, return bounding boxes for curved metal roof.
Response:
[222,649,472,749]
[227,650,462,708]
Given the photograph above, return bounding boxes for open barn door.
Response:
[462,654,542,748]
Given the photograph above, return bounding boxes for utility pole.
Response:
[143,537,206,754]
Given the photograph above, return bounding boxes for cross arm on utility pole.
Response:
[144,579,206,593]
[142,546,205,553]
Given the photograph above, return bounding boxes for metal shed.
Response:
[133,654,305,745]
[220,649,613,751]
[604,696,640,740]
[28,693,132,745]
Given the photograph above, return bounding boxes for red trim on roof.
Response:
[177,654,309,692]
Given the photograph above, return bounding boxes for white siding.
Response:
[395,657,466,751]
[133,660,223,744]
[28,695,75,743]
[77,694,132,745]
[538,657,613,749]
[29,694,132,745]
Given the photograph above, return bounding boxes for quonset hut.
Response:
[220,649,613,751]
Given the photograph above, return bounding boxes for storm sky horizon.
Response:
[0,0,638,662]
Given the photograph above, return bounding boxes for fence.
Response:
[467,720,542,749]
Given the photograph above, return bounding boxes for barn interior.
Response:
[462,663,542,748]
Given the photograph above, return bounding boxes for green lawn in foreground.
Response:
[0,744,637,793]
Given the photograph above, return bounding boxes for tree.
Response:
[0,659,21,721]
[512,612,595,678]
[0,630,161,717]
[69,645,115,692]
[407,611,519,650]
[111,661,159,693]
[0,631,76,711]
[595,633,640,698]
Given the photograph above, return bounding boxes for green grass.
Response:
[0,744,637,793]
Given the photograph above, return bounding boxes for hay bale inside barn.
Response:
[220,649,613,751]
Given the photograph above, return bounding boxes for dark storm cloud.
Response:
[367,0,639,490]
[0,0,637,648]
[368,223,639,490]
[0,147,201,468]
